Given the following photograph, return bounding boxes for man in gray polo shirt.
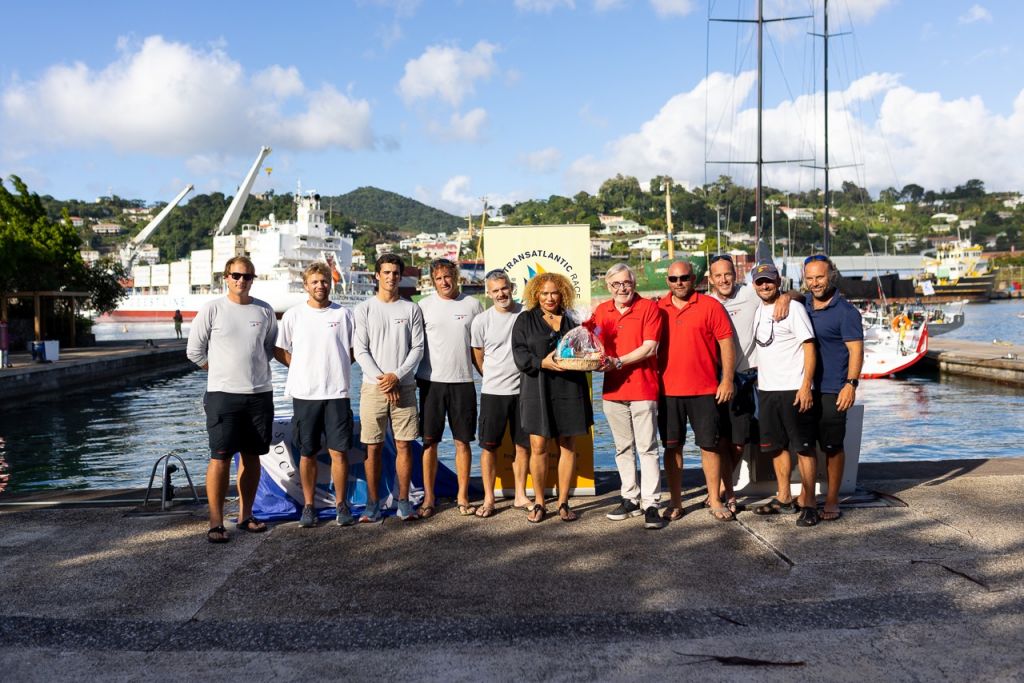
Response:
[417,258,483,518]
[353,254,424,523]
[471,269,531,517]
[186,255,278,543]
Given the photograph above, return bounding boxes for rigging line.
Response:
[704,0,713,188]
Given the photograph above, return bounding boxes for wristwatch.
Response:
[843,378,859,388]
[613,357,624,370]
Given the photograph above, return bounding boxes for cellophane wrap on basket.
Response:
[556,326,604,361]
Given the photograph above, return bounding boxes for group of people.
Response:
[186,249,863,543]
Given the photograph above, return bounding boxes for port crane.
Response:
[215,145,272,236]
[119,183,194,269]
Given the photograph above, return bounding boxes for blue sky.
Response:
[2,0,1022,217]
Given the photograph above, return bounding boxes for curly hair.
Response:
[522,272,575,311]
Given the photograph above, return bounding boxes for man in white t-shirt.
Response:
[748,263,819,527]
[470,269,530,517]
[275,262,356,528]
[707,253,797,512]
[416,258,484,518]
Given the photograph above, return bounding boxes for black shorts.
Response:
[812,392,847,453]
[658,394,719,449]
[757,389,816,455]
[478,393,529,449]
[719,370,757,445]
[204,391,274,460]
[417,379,477,445]
[292,397,353,457]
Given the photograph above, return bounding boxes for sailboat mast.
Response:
[823,0,831,255]
[756,0,764,247]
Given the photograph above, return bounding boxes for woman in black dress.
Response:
[511,273,594,523]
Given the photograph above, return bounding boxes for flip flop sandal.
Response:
[206,526,229,543]
[458,504,477,516]
[662,506,685,521]
[796,507,820,527]
[475,505,496,518]
[419,505,436,519]
[709,506,735,522]
[753,498,796,515]
[527,504,547,524]
[558,502,578,522]
[236,517,267,533]
[820,507,842,521]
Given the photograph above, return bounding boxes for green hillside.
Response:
[324,186,464,233]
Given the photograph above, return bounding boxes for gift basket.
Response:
[555,320,604,371]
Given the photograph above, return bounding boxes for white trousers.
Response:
[603,399,661,509]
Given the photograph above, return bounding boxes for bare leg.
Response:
[206,458,230,529]
[422,443,439,509]
[236,452,262,522]
[663,446,683,509]
[556,436,577,507]
[796,452,817,509]
[480,449,497,509]
[328,449,348,507]
[772,449,794,503]
[394,441,413,500]
[823,449,845,516]
[299,455,317,507]
[529,435,548,508]
[454,439,473,507]
[513,444,531,507]
[700,447,724,510]
[365,443,383,504]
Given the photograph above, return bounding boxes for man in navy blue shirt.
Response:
[803,255,864,522]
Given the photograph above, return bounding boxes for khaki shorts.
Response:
[360,382,419,444]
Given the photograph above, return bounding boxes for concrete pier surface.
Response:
[925,337,1024,386]
[1,458,1022,681]
[0,340,192,401]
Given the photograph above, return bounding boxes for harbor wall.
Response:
[921,338,1024,386]
[0,345,194,401]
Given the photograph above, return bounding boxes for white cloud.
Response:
[650,0,696,18]
[427,108,489,142]
[566,70,1024,196]
[0,35,375,156]
[397,41,499,107]
[515,0,575,12]
[958,4,992,24]
[594,0,626,11]
[415,175,524,217]
[519,147,563,173]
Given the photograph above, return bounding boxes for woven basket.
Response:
[555,357,602,371]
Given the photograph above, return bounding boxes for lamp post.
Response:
[765,199,780,258]
[883,235,889,256]
[716,204,725,253]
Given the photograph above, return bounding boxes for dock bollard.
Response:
[143,451,200,511]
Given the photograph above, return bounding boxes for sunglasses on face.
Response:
[228,272,255,281]
[804,254,829,265]
[666,274,693,283]
[709,254,733,264]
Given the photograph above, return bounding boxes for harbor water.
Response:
[1,300,1021,493]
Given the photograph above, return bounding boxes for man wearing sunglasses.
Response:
[749,263,819,527]
[706,253,798,510]
[657,260,736,522]
[802,254,864,522]
[187,256,278,543]
[588,263,664,529]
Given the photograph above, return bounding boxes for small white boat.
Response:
[862,321,929,379]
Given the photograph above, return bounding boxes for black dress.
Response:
[511,306,594,438]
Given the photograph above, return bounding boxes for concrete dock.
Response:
[1,458,1022,680]
[924,338,1024,386]
[0,340,193,401]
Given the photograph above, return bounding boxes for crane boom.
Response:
[215,146,272,236]
[120,183,194,268]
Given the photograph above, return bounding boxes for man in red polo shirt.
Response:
[589,263,664,530]
[658,260,736,522]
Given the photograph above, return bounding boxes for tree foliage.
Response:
[1,175,127,313]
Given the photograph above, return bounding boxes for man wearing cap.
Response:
[706,253,797,511]
[749,262,819,527]
[657,260,736,522]
[589,263,664,530]
[803,255,864,522]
